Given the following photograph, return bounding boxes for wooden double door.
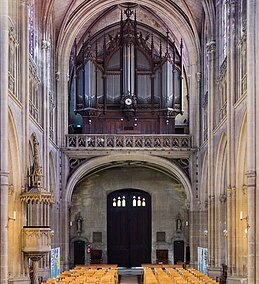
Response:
[107,189,151,267]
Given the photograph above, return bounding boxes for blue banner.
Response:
[198,247,208,276]
[50,247,60,278]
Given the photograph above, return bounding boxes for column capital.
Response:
[196,72,202,82]
[219,193,227,204]
[55,71,60,81]
[41,39,51,50]
[206,41,216,54]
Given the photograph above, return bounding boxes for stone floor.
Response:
[118,267,142,284]
[119,275,139,283]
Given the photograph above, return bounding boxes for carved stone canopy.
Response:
[30,133,43,190]
[20,191,54,204]
[20,133,54,204]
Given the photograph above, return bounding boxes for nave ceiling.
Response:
[51,0,206,68]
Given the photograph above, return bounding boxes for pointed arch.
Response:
[8,108,23,276]
[236,112,247,188]
[64,154,193,210]
[215,133,227,196]
[49,151,56,193]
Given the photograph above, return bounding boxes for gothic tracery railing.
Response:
[65,134,192,149]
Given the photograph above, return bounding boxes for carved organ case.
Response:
[70,6,184,134]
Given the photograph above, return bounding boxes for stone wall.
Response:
[69,166,189,266]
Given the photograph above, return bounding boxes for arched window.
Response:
[28,1,35,58]
[221,1,227,63]
[241,0,247,34]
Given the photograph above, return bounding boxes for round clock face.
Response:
[125,98,132,105]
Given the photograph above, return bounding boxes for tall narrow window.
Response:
[221,1,227,63]
[28,2,35,58]
[241,0,247,33]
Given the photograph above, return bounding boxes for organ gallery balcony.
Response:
[65,134,192,150]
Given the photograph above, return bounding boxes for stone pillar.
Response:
[31,256,42,284]
[206,40,216,269]
[246,1,258,282]
[218,194,227,266]
[226,0,237,277]
[0,0,9,283]
[60,201,70,270]
[42,39,50,194]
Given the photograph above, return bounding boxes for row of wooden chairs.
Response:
[186,268,218,283]
[143,265,218,284]
[44,265,118,284]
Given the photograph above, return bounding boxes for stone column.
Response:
[226,0,237,277]
[20,0,30,201]
[30,256,42,284]
[41,39,51,195]
[206,40,216,270]
[60,201,70,270]
[56,69,69,147]
[246,0,258,282]
[0,0,9,283]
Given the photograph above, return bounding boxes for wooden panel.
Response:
[107,190,151,267]
[90,249,102,264]
[156,249,168,264]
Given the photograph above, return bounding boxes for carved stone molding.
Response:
[196,72,202,82]
[185,200,190,210]
[246,170,256,187]
[30,133,43,189]
[242,185,247,196]
[9,26,19,47]
[219,193,227,204]
[66,134,192,149]
[41,39,51,50]
[206,41,216,54]
[8,185,14,195]
[69,158,87,172]
[55,72,60,81]
[174,158,189,173]
[22,227,51,255]
[246,170,256,178]
[208,195,215,206]
[20,192,54,204]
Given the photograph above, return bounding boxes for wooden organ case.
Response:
[69,6,184,134]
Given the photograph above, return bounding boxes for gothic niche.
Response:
[69,5,184,134]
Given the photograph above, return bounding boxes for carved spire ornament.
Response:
[20,133,54,204]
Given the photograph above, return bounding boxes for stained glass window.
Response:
[222,1,227,62]
[28,3,35,57]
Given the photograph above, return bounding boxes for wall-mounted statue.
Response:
[76,212,83,234]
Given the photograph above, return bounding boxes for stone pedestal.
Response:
[227,277,247,284]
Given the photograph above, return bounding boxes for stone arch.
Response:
[57,1,200,66]
[214,132,228,266]
[65,154,193,210]
[235,112,247,275]
[236,112,247,189]
[55,1,201,142]
[215,133,227,196]
[202,0,216,41]
[7,109,23,277]
[49,151,56,193]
